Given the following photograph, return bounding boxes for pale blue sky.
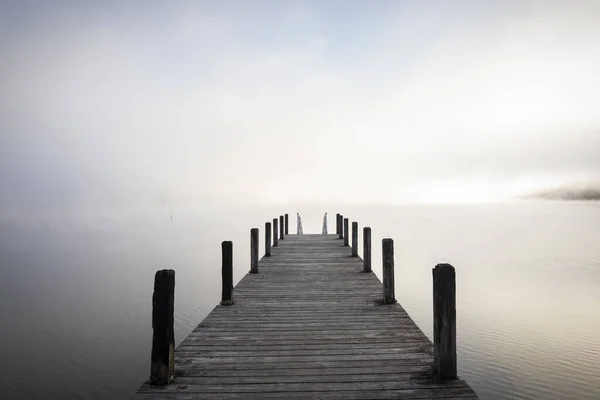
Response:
[1,1,599,215]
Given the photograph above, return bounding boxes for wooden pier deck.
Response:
[133,233,478,399]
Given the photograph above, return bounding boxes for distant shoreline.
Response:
[525,188,600,201]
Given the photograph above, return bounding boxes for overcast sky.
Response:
[1,0,599,212]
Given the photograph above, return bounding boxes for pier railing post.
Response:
[343,218,349,246]
[338,215,343,239]
[336,213,340,235]
[150,269,175,385]
[382,239,396,304]
[285,214,289,235]
[363,227,371,272]
[433,263,457,379]
[250,228,259,273]
[265,222,271,257]
[352,222,358,256]
[279,215,284,240]
[273,218,279,247]
[220,241,234,305]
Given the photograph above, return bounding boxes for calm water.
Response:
[0,202,599,399]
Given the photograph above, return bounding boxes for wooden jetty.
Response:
[133,213,478,399]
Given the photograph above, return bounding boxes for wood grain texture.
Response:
[220,241,233,306]
[433,263,457,379]
[352,221,359,257]
[133,234,477,399]
[264,222,271,257]
[149,269,175,385]
[250,228,259,273]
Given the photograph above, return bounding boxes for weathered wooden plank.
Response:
[174,346,431,357]
[174,352,434,363]
[196,318,419,325]
[133,388,478,400]
[137,380,468,393]
[192,325,424,332]
[181,335,429,345]
[175,358,437,370]
[184,333,427,342]
[177,342,432,351]
[176,364,434,377]
[173,372,436,384]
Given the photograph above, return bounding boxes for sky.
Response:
[1,0,599,215]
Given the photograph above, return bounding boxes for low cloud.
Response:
[1,0,599,215]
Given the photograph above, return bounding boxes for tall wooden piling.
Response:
[338,214,343,239]
[382,238,396,304]
[273,218,279,247]
[149,269,175,385]
[265,222,271,257]
[363,227,371,272]
[279,215,284,239]
[352,221,359,257]
[343,218,349,246]
[220,241,234,306]
[250,228,259,273]
[433,263,457,379]
[284,214,289,235]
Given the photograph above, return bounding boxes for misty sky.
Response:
[1,0,599,213]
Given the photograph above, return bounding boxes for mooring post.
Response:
[343,218,349,246]
[273,218,279,247]
[352,221,358,256]
[150,269,175,385]
[279,215,284,240]
[297,213,304,234]
[265,222,271,257]
[220,241,234,305]
[285,213,289,235]
[250,228,259,273]
[336,213,340,235]
[382,238,396,304]
[338,214,343,239]
[433,263,457,379]
[363,227,371,272]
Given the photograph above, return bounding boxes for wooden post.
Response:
[382,238,396,304]
[220,241,234,305]
[343,218,349,246]
[265,222,271,257]
[363,227,371,272]
[250,228,259,273]
[273,218,279,247]
[336,213,340,235]
[433,263,457,379]
[279,215,284,240]
[285,214,289,235]
[297,213,303,234]
[150,269,175,385]
[351,221,358,257]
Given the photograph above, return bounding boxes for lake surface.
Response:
[0,202,599,399]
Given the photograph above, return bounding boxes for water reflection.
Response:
[0,202,598,399]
